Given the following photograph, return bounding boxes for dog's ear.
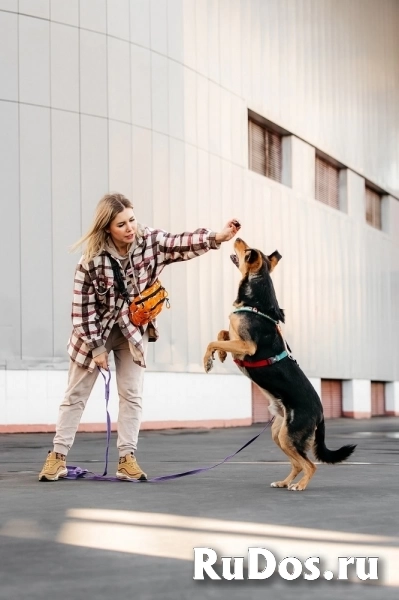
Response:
[245,249,259,264]
[267,250,282,272]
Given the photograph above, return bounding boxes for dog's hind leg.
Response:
[286,426,317,491]
[287,455,316,491]
[217,330,229,363]
[270,457,303,489]
[281,424,316,491]
[270,420,305,489]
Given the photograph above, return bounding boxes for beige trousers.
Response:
[53,324,149,457]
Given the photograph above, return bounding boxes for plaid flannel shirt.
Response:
[67,225,220,371]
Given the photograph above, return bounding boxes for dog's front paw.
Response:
[217,350,227,363]
[203,352,214,373]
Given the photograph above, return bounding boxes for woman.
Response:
[39,193,241,481]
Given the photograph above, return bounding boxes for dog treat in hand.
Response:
[232,220,241,228]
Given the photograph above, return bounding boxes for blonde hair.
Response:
[71,193,134,262]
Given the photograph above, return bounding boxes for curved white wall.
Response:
[0,0,398,429]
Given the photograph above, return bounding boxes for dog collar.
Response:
[233,306,279,325]
[234,350,288,369]
[233,306,294,364]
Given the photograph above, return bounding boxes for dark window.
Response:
[248,119,282,183]
[365,186,382,230]
[315,155,340,209]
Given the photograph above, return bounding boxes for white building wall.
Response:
[0,0,398,430]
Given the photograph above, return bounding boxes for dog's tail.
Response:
[313,419,356,464]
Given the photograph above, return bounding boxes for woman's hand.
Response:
[93,351,109,370]
[215,219,241,243]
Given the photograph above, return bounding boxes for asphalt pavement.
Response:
[1,417,398,600]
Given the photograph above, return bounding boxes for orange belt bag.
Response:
[109,256,170,327]
[128,279,169,327]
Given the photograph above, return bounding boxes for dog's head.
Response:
[230,238,282,277]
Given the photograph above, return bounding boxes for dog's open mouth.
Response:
[230,254,239,267]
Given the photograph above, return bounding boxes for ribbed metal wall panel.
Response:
[237,0,399,196]
[0,0,398,385]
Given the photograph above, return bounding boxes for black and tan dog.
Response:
[203,238,356,491]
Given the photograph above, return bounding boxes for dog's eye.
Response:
[245,249,259,264]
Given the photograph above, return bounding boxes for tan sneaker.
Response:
[116,453,147,481]
[38,451,68,482]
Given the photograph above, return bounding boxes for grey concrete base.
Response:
[1,417,399,600]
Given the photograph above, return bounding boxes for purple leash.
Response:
[66,368,274,483]
[66,367,112,479]
[99,367,111,476]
